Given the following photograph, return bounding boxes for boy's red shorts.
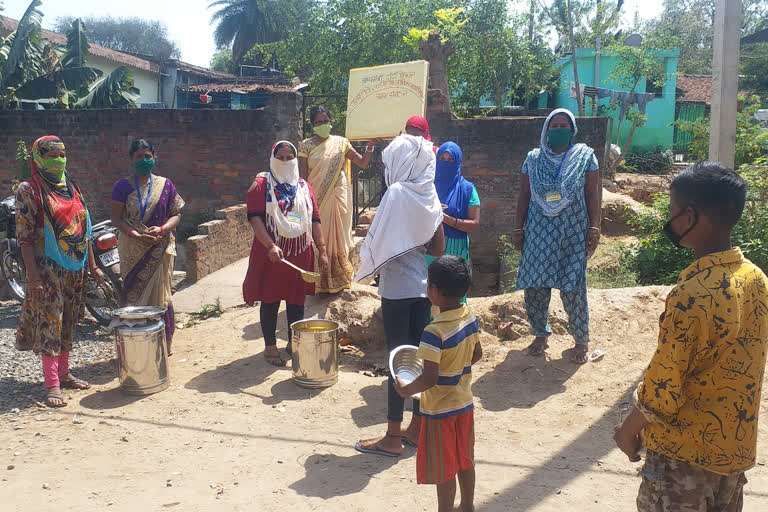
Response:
[417,409,475,485]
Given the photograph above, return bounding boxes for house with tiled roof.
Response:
[1,16,242,108]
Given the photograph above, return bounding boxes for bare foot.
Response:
[356,433,402,456]
[264,346,286,367]
[526,337,549,356]
[571,344,589,364]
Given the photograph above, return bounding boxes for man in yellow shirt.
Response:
[614,161,768,511]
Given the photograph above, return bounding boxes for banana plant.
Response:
[75,66,140,108]
[0,0,45,107]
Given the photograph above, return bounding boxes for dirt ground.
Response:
[2,284,768,512]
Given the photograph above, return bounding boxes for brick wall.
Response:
[0,92,303,220]
[427,95,608,295]
[185,203,251,283]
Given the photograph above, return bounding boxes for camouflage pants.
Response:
[637,450,747,512]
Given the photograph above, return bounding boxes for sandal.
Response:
[60,377,90,390]
[571,345,589,364]
[354,432,402,458]
[46,391,67,408]
[526,338,549,356]
[285,342,293,357]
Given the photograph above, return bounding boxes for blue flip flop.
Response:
[354,441,400,458]
[402,437,418,449]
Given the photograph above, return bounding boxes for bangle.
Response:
[513,228,524,232]
[161,226,166,236]
[588,227,600,232]
[365,146,374,153]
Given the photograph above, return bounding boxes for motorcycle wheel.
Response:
[85,268,122,326]
[1,248,26,302]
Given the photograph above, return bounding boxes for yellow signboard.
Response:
[345,60,430,141]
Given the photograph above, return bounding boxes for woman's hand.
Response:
[512,230,524,252]
[366,138,383,152]
[586,227,601,254]
[90,266,105,286]
[145,226,163,238]
[318,247,330,274]
[267,244,284,263]
[130,229,158,245]
[26,270,44,301]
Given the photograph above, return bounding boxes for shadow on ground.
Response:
[474,347,581,411]
[289,451,397,498]
[184,352,287,395]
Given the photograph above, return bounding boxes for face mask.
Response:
[134,158,155,176]
[40,156,67,181]
[436,159,460,177]
[548,128,572,149]
[663,207,698,248]
[313,124,332,138]
[271,157,299,180]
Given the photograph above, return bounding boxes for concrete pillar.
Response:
[709,0,741,169]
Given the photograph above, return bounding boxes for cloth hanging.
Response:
[355,134,442,281]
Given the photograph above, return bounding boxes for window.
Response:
[645,80,663,96]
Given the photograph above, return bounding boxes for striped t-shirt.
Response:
[416,304,480,419]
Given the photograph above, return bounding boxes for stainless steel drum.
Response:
[112,306,169,395]
[290,319,339,389]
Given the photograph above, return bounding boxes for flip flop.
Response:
[402,437,418,449]
[60,378,90,390]
[354,441,400,458]
[46,392,67,408]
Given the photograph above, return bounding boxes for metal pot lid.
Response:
[111,306,167,320]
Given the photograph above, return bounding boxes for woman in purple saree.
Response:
[110,140,185,354]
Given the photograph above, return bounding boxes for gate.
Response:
[673,103,706,153]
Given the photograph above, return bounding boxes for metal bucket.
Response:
[112,306,169,395]
[290,319,339,389]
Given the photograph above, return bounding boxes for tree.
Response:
[740,42,768,100]
[208,0,312,65]
[1,2,139,109]
[404,7,468,112]
[54,16,180,60]
[210,47,236,74]
[603,39,669,177]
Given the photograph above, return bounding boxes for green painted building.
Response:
[542,48,680,152]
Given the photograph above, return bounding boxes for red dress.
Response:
[242,177,320,306]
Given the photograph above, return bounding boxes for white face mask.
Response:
[270,156,299,184]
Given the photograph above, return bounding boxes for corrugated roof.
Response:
[676,75,712,104]
[167,60,236,81]
[1,16,159,72]
[178,82,293,94]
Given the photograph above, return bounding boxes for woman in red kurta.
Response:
[243,141,329,366]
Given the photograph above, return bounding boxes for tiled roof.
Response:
[178,82,293,94]
[676,74,712,104]
[167,60,236,81]
[1,16,159,72]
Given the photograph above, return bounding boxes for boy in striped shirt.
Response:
[394,255,482,512]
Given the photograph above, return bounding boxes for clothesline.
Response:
[569,83,656,125]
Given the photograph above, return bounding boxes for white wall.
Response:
[87,55,160,104]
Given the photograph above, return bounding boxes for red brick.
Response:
[469,168,488,176]
[489,170,509,176]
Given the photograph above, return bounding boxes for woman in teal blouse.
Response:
[427,142,480,302]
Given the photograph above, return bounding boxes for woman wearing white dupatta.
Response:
[355,133,445,457]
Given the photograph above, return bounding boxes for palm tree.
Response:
[208,0,309,65]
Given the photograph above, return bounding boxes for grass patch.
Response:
[186,298,225,327]
[499,235,639,292]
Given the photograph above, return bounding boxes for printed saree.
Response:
[299,135,355,293]
[116,175,184,343]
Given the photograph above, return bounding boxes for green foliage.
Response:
[624,158,768,284]
[16,139,30,180]
[210,47,237,74]
[74,67,140,109]
[209,0,312,64]
[740,42,768,101]
[0,0,44,105]
[54,16,180,59]
[187,298,225,327]
[403,7,468,46]
[675,96,768,167]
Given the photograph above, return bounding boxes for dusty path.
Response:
[1,286,767,512]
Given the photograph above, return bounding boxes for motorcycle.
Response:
[86,220,123,326]
[0,195,25,302]
[0,194,122,326]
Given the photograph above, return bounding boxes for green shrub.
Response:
[624,158,768,284]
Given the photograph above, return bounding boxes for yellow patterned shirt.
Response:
[635,248,768,475]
